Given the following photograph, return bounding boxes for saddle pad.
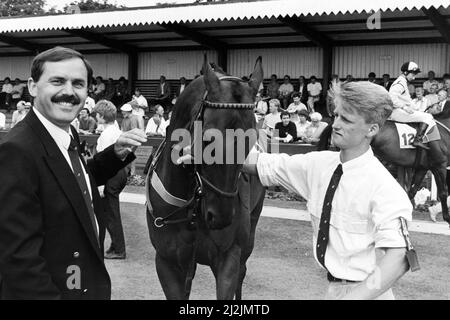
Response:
[395,123,441,149]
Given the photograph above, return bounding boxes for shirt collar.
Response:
[340,147,374,172]
[33,107,71,151]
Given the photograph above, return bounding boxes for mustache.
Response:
[51,94,81,105]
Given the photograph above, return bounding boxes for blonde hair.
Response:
[93,99,117,123]
[328,80,393,127]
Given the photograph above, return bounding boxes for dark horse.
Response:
[318,110,450,226]
[145,56,266,299]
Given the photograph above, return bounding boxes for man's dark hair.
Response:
[4,77,10,82]
[292,92,301,99]
[271,74,277,79]
[310,76,317,80]
[80,107,90,115]
[31,46,93,86]
[443,73,450,80]
[283,75,290,80]
[368,72,376,78]
[382,74,390,78]
[280,111,290,119]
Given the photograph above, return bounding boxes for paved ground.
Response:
[105,193,450,300]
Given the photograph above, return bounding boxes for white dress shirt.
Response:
[307,82,322,97]
[96,124,122,153]
[412,97,428,112]
[256,148,412,281]
[145,117,168,137]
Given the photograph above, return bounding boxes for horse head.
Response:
[195,55,263,229]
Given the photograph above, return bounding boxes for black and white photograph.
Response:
[0,0,449,307]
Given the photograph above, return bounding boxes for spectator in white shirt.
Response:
[303,112,328,144]
[93,100,128,259]
[254,93,268,122]
[278,75,294,109]
[423,71,442,94]
[11,100,31,128]
[425,83,439,107]
[145,104,168,137]
[243,81,412,300]
[292,109,311,141]
[286,92,307,114]
[262,99,281,137]
[0,111,5,130]
[307,76,322,113]
[411,87,428,112]
[132,88,147,128]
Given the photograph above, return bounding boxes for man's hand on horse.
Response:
[114,128,147,160]
[173,144,193,165]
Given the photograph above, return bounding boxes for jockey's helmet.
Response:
[401,61,421,74]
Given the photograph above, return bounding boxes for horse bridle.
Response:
[149,75,256,228]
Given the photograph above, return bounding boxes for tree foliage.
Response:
[63,0,125,12]
[0,0,46,17]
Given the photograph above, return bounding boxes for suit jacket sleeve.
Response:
[0,142,61,299]
[87,144,136,186]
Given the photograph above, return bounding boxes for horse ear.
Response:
[202,53,220,96]
[248,56,263,95]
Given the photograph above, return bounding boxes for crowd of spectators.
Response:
[255,70,450,145]
[1,70,449,147]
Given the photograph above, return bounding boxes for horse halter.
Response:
[148,75,256,228]
[189,76,256,199]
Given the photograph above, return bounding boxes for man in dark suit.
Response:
[152,75,171,112]
[0,46,147,300]
[380,74,392,91]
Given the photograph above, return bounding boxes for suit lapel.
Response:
[26,111,103,261]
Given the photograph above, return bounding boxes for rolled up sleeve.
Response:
[371,182,412,249]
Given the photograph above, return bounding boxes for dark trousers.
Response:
[103,167,129,254]
[0,93,12,110]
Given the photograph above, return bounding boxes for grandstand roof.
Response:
[0,0,448,56]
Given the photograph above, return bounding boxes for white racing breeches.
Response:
[389,108,436,134]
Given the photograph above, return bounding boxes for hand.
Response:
[114,128,147,160]
[402,106,414,114]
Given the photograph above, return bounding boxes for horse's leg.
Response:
[235,263,246,300]
[155,252,194,300]
[431,166,450,225]
[215,244,241,300]
[407,168,428,205]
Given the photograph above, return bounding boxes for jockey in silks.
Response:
[389,61,436,150]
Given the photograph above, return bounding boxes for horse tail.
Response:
[317,122,333,151]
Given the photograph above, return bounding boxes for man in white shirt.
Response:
[131,88,148,129]
[94,100,129,260]
[286,92,307,114]
[425,83,440,107]
[411,87,428,112]
[262,99,281,137]
[307,76,322,113]
[243,81,413,300]
[145,104,168,137]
